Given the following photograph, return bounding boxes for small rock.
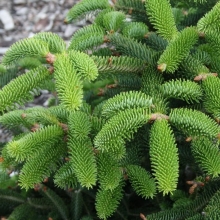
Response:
[16,7,28,15]
[64,24,78,38]
[0,9,15,30]
[44,19,54,31]
[34,17,49,32]
[13,0,27,4]
[3,35,13,42]
[0,47,8,55]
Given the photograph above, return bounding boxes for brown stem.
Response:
[194,73,217,81]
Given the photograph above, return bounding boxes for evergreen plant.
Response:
[1,0,220,219]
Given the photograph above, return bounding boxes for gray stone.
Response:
[64,24,78,38]
[0,9,15,30]
[14,0,27,4]
[16,7,28,15]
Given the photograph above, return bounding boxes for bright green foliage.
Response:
[80,101,92,115]
[48,105,70,123]
[54,54,83,111]
[33,32,66,53]
[102,11,126,32]
[158,27,198,73]
[68,24,106,51]
[92,55,146,74]
[141,66,168,114]
[23,107,60,126]
[68,112,97,188]
[202,76,220,120]
[2,38,49,66]
[191,137,220,177]
[72,24,105,39]
[93,8,113,27]
[0,64,6,73]
[68,50,98,81]
[141,66,164,96]
[146,0,178,41]
[54,162,78,189]
[6,125,63,162]
[1,0,220,219]
[94,108,148,156]
[169,108,219,139]
[68,111,91,138]
[126,165,156,199]
[101,91,153,119]
[65,0,110,23]
[95,183,124,219]
[90,116,106,137]
[180,55,210,78]
[197,1,220,34]
[0,109,31,128]
[160,79,203,103]
[97,153,122,190]
[18,57,42,69]
[122,22,149,39]
[150,119,179,195]
[109,33,156,63]
[68,138,97,189]
[19,144,65,190]
[18,140,65,190]
[0,66,49,112]
[68,32,105,51]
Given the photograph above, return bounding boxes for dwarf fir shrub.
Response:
[1,0,220,219]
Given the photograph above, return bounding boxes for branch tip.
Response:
[46,53,56,64]
[157,63,167,72]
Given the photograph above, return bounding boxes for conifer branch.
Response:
[0,66,50,112]
[6,125,64,162]
[150,119,179,195]
[158,27,199,73]
[97,152,122,190]
[169,108,219,139]
[146,0,178,41]
[2,38,49,66]
[68,50,98,81]
[33,32,66,54]
[191,137,220,177]
[65,0,110,23]
[53,54,83,111]
[126,165,156,199]
[95,182,124,219]
[92,55,146,74]
[160,79,203,103]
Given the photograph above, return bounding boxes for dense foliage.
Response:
[1,0,220,219]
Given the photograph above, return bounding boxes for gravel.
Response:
[0,0,85,60]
